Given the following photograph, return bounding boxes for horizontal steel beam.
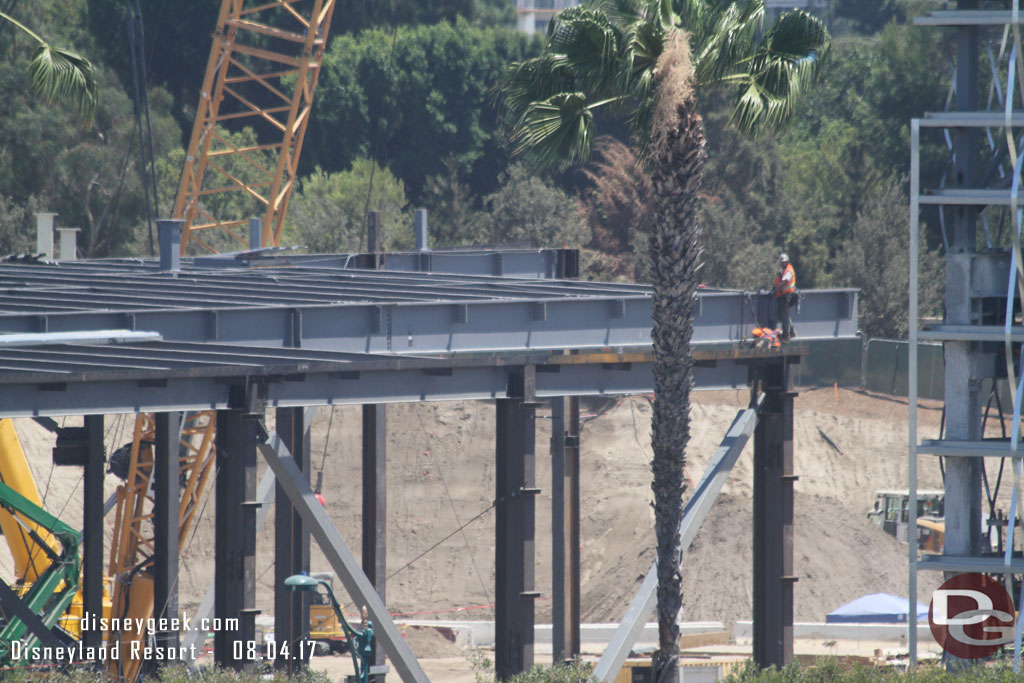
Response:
[0,346,776,417]
[0,289,856,354]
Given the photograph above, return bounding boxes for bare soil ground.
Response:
[0,386,967,667]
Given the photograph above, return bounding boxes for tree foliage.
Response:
[307,20,542,203]
[834,178,943,338]
[283,159,411,253]
[482,163,588,248]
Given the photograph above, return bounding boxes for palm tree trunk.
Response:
[648,97,706,683]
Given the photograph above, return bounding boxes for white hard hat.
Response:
[778,253,789,263]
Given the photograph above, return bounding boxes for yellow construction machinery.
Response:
[306,572,349,654]
[0,418,111,647]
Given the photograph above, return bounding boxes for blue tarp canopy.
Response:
[826,593,928,623]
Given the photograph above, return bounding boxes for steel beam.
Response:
[592,405,758,682]
[274,407,312,673]
[215,407,260,671]
[0,346,814,417]
[752,360,795,669]
[495,398,538,679]
[550,396,580,664]
[0,287,856,352]
[82,414,104,652]
[362,403,387,667]
[153,411,181,666]
[256,429,430,683]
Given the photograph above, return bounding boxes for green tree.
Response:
[482,163,588,247]
[283,159,411,253]
[834,178,942,338]
[499,2,829,678]
[421,155,482,246]
[308,20,542,203]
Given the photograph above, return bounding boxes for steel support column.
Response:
[215,407,260,671]
[495,398,537,679]
[752,359,795,669]
[550,396,580,663]
[944,6,984,569]
[153,412,181,664]
[82,414,104,652]
[363,403,387,667]
[274,407,311,672]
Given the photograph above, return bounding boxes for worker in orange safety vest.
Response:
[773,253,796,340]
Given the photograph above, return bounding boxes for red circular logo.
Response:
[929,573,1015,659]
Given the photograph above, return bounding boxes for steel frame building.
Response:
[0,245,857,679]
[908,3,1024,669]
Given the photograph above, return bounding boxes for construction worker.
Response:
[774,253,796,340]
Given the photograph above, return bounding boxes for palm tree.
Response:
[499,1,828,680]
[0,11,96,124]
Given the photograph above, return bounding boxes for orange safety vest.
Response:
[775,263,795,298]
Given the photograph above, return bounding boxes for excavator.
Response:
[0,0,341,678]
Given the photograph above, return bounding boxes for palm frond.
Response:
[691,0,764,88]
[727,9,829,135]
[29,43,97,124]
[548,8,625,97]
[512,92,620,170]
[499,53,573,123]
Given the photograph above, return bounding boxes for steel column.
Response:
[274,407,311,672]
[153,411,181,665]
[362,403,387,667]
[752,360,795,669]
[944,8,984,572]
[550,396,580,663]
[495,398,537,679]
[215,407,259,671]
[82,414,104,651]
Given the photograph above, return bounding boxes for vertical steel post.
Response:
[275,407,311,673]
[551,398,566,664]
[362,403,387,667]
[568,396,581,656]
[215,407,259,671]
[153,412,181,661]
[551,396,581,664]
[944,2,984,572]
[82,414,104,652]
[752,359,796,669]
[496,398,537,679]
[908,118,921,666]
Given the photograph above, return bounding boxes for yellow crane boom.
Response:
[174,0,337,252]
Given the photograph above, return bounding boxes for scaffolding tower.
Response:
[909,3,1024,669]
